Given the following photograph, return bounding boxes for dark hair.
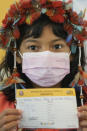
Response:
[16,15,68,49]
[3,15,85,104]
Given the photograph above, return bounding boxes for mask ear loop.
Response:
[69,51,71,56]
[18,50,23,59]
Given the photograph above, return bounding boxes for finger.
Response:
[0,128,3,131]
[81,128,87,131]
[0,115,21,127]
[0,128,17,131]
[1,120,20,131]
[78,106,87,112]
[10,129,16,131]
[10,128,17,131]
[0,109,22,118]
[79,120,87,128]
[78,111,87,120]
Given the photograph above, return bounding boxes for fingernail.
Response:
[18,115,22,119]
[11,129,16,131]
[17,120,20,124]
[18,110,23,114]
[77,112,81,117]
[77,107,81,109]
[77,107,82,112]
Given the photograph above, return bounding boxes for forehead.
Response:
[22,25,66,43]
[40,25,59,39]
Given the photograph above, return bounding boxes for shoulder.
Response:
[0,90,15,113]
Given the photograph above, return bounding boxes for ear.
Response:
[16,52,22,64]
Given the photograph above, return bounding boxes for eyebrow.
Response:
[51,39,65,43]
[24,39,39,43]
[24,38,65,44]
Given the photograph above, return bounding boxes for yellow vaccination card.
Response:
[16,88,79,129]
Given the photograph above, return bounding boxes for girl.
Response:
[0,0,87,131]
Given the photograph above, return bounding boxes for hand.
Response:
[0,109,22,131]
[78,106,87,131]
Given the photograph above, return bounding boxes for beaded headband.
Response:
[0,0,87,50]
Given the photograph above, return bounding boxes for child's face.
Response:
[17,25,70,63]
[17,25,71,88]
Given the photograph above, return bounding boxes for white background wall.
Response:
[73,0,87,73]
[73,0,87,20]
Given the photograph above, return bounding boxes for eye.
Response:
[53,44,63,50]
[27,45,39,51]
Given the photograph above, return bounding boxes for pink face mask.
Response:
[22,51,70,87]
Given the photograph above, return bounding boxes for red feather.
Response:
[18,16,26,25]
[50,14,64,23]
[40,0,47,5]
[13,28,20,39]
[8,4,18,17]
[20,0,32,9]
[30,12,41,24]
[52,1,63,8]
